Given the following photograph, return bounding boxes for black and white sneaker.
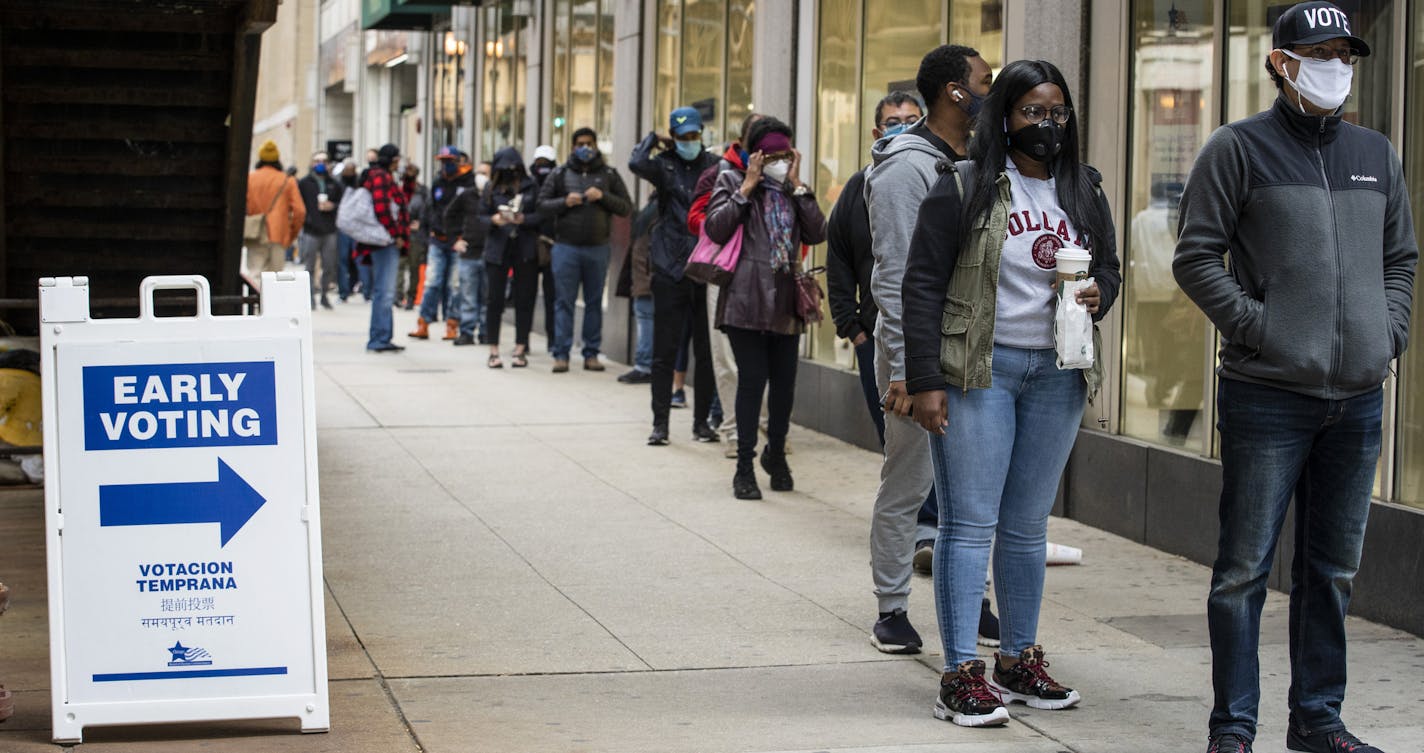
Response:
[647,424,669,446]
[989,645,1080,710]
[934,660,1010,727]
[692,422,720,442]
[1206,733,1253,753]
[870,608,922,654]
[978,597,1001,647]
[1286,727,1382,753]
[912,539,934,575]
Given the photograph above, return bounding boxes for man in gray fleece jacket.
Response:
[1173,5,1416,753]
[862,44,991,655]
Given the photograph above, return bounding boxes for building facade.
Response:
[254,0,1424,635]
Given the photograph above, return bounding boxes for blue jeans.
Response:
[337,233,355,299]
[854,336,887,445]
[458,257,487,340]
[1208,378,1382,742]
[929,345,1085,668]
[419,240,458,322]
[365,245,400,349]
[633,295,654,372]
[551,243,610,360]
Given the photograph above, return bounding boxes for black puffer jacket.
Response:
[535,152,632,246]
[427,167,477,240]
[298,173,344,236]
[628,132,718,280]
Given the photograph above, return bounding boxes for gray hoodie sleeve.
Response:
[866,150,936,382]
[1382,154,1418,358]
[1173,126,1264,350]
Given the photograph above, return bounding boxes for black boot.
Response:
[759,447,793,491]
[733,459,762,500]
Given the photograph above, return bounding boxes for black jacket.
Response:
[443,184,488,259]
[826,168,875,341]
[628,132,718,280]
[478,147,544,267]
[535,152,633,246]
[297,172,344,236]
[427,168,478,239]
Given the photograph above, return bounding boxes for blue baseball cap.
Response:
[436,145,461,160]
[669,107,703,137]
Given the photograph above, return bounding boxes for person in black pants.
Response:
[628,107,720,445]
[529,146,560,349]
[477,147,543,368]
[701,117,827,499]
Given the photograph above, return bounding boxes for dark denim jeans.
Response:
[1208,378,1382,742]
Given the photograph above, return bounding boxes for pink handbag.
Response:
[683,226,744,286]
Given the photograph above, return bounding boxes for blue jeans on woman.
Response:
[929,344,1085,669]
[365,245,400,349]
[1207,378,1382,743]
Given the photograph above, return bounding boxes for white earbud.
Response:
[953,91,963,101]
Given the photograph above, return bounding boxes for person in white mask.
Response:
[1174,4,1416,753]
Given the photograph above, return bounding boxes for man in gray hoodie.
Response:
[1174,5,1416,753]
[862,44,991,654]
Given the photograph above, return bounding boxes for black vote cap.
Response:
[1273,1,1371,56]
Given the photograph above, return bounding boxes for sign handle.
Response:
[139,276,213,320]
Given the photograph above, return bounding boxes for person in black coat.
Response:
[476,147,544,368]
[296,151,345,310]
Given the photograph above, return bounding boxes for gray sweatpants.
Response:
[870,338,936,614]
[299,231,339,307]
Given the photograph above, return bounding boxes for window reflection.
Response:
[1397,2,1424,509]
[1122,0,1213,448]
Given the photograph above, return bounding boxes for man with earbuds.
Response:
[1175,4,1416,752]
[861,44,993,656]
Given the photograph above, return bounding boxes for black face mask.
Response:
[1006,120,1065,163]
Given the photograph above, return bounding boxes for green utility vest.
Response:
[937,164,1105,401]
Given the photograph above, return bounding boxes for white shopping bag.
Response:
[1055,276,1095,370]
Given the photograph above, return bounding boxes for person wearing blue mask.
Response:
[536,127,633,373]
[296,151,345,310]
[410,145,478,341]
[630,106,721,444]
[861,44,994,660]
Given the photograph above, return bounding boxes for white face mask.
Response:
[1279,50,1353,113]
[474,173,490,191]
[762,160,791,184]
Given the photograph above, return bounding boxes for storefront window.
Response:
[726,0,755,143]
[683,0,727,146]
[655,0,681,136]
[1396,4,1424,509]
[652,1,756,152]
[1121,0,1214,450]
[950,1,1003,71]
[479,2,530,159]
[548,0,615,158]
[550,0,570,156]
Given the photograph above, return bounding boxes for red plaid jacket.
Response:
[355,166,410,261]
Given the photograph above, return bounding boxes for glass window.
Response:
[811,0,860,364]
[655,0,682,136]
[480,2,528,158]
[434,24,468,150]
[1397,5,1424,509]
[568,1,598,144]
[860,0,942,160]
[1121,0,1214,449]
[596,1,615,146]
[950,1,1004,70]
[682,0,727,147]
[550,0,571,156]
[726,0,755,144]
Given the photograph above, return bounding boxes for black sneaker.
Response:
[978,597,1001,647]
[452,333,476,346]
[1207,733,1253,753]
[647,424,669,446]
[990,645,1080,710]
[913,539,934,575]
[733,465,762,500]
[934,660,1010,727]
[870,609,922,654]
[670,389,687,408]
[759,450,793,491]
[691,422,720,442]
[1286,727,1382,753]
[617,368,652,384]
[367,343,405,353]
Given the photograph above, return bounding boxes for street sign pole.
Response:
[39,273,329,743]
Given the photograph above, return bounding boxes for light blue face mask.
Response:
[674,140,702,161]
[880,123,910,139]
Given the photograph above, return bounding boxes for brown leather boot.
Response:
[442,318,459,341]
[408,317,430,339]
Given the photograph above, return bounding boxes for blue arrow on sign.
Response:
[99,459,266,547]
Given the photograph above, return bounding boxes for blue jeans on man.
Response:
[365,245,400,349]
[458,256,487,341]
[633,295,654,373]
[420,239,458,323]
[337,233,355,300]
[1207,377,1382,743]
[550,243,610,361]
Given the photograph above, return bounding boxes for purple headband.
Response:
[754,132,792,154]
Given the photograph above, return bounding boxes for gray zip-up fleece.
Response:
[1174,95,1417,400]
[865,130,957,382]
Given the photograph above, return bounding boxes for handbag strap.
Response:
[261,177,287,216]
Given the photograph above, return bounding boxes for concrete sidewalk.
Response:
[2,300,1421,752]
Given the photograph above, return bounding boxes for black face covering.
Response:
[1006,120,1065,163]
